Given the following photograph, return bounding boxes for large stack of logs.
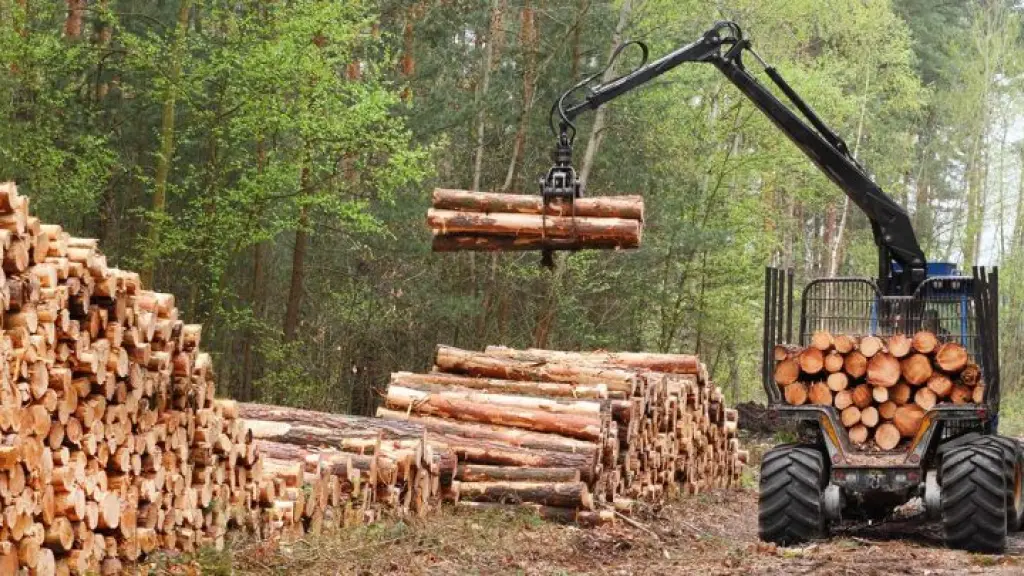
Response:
[774,330,982,451]
[427,189,644,252]
[0,183,265,574]
[379,345,746,522]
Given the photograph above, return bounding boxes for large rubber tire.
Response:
[941,443,1008,552]
[972,436,1024,531]
[758,444,828,545]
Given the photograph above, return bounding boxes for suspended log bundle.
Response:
[427,189,644,252]
[379,344,746,521]
[775,330,982,451]
[0,183,269,574]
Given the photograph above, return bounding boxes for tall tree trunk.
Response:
[470,0,502,193]
[827,65,871,278]
[241,138,268,400]
[64,0,85,38]
[142,0,192,288]
[578,0,632,188]
[283,162,310,342]
[501,0,535,193]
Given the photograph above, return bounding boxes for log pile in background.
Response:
[774,330,982,451]
[427,189,644,252]
[379,345,746,522]
[0,182,265,574]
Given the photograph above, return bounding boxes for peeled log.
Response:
[900,354,933,386]
[433,234,637,252]
[808,382,832,406]
[483,346,702,375]
[798,348,824,375]
[887,334,912,358]
[458,481,594,510]
[875,423,901,450]
[894,405,926,437]
[827,372,848,392]
[237,403,427,440]
[844,351,868,379]
[774,359,799,387]
[912,331,938,354]
[834,334,856,354]
[426,209,641,246]
[431,189,645,220]
[391,372,609,399]
[834,390,853,411]
[784,382,808,406]
[426,435,596,482]
[859,336,884,358]
[935,343,968,373]
[456,465,580,483]
[824,352,845,373]
[927,374,953,398]
[851,385,873,409]
[841,406,862,427]
[848,424,869,444]
[914,388,937,411]
[386,386,603,441]
[867,353,900,388]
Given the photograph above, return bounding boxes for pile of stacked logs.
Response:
[774,330,982,450]
[379,345,746,523]
[0,183,264,574]
[427,189,644,252]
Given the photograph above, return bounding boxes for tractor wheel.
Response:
[971,436,1024,531]
[758,444,828,545]
[941,443,1007,552]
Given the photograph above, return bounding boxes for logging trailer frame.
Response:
[536,20,1024,552]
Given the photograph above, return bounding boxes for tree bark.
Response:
[427,210,642,244]
[391,371,611,399]
[283,163,310,342]
[432,189,644,220]
[458,481,593,510]
[456,465,580,483]
[483,346,700,375]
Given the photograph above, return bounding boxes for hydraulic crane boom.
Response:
[541,21,927,295]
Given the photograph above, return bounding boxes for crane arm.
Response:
[542,21,926,294]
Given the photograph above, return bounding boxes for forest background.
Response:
[2,0,1024,431]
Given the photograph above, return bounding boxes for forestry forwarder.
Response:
[539,21,1022,552]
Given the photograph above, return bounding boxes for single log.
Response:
[851,385,873,409]
[973,385,985,404]
[950,385,972,405]
[859,336,884,358]
[798,348,824,375]
[871,386,889,404]
[455,501,614,527]
[878,401,897,420]
[887,334,912,358]
[387,386,603,441]
[384,386,602,418]
[841,406,862,427]
[483,346,703,375]
[436,346,639,393]
[391,372,609,399]
[826,372,848,393]
[867,353,900,388]
[457,481,594,510]
[773,345,797,362]
[912,331,938,354]
[901,354,933,386]
[810,331,833,351]
[848,424,869,444]
[784,382,808,406]
[914,388,937,411]
[875,423,901,450]
[433,234,637,252]
[894,405,926,437]
[774,359,799,387]
[431,189,645,220]
[824,352,845,374]
[891,382,912,406]
[237,403,429,440]
[456,465,580,483]
[245,420,381,450]
[808,382,832,406]
[927,374,953,398]
[844,351,868,379]
[834,390,853,411]
[426,209,642,245]
[935,343,968,373]
[860,406,879,428]
[962,364,981,387]
[834,334,857,354]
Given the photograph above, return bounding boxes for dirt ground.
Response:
[154,487,1022,575]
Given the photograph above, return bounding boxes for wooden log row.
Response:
[774,330,982,451]
[427,189,644,252]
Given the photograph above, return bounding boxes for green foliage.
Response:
[0,0,1021,414]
